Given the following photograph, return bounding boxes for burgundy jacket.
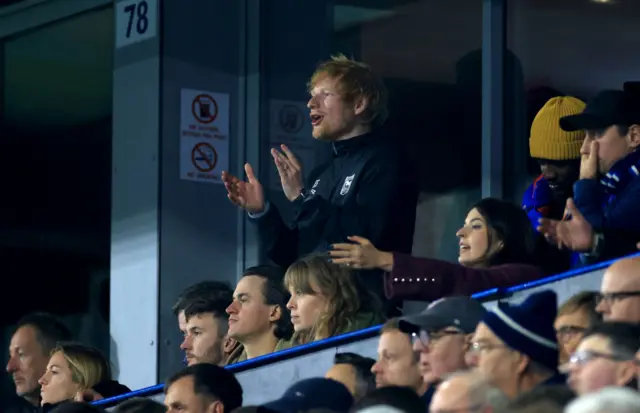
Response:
[383,253,544,301]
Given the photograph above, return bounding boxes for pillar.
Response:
[111,0,254,388]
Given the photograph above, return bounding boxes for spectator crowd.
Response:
[4,55,640,413]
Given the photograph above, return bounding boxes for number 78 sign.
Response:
[115,0,158,49]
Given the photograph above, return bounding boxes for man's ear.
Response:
[515,352,530,375]
[627,124,640,149]
[269,305,282,323]
[354,96,369,117]
[206,400,224,413]
[614,361,637,387]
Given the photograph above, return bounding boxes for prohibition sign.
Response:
[192,94,219,124]
[279,104,304,134]
[191,142,218,172]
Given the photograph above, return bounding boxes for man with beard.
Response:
[222,55,418,306]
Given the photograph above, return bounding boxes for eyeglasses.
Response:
[596,291,640,306]
[467,341,508,354]
[412,329,464,348]
[555,325,587,342]
[566,350,631,367]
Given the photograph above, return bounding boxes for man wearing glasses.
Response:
[468,290,564,399]
[596,256,640,322]
[554,291,602,364]
[563,321,640,395]
[397,296,487,406]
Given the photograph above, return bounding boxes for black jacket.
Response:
[252,132,418,298]
[2,396,39,413]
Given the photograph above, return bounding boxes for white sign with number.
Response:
[115,0,158,49]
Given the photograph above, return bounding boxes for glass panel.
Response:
[507,0,640,263]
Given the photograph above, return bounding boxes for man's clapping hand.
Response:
[222,164,265,214]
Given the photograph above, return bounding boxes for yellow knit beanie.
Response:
[529,96,586,160]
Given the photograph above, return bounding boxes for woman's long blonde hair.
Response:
[284,253,380,344]
[52,342,111,391]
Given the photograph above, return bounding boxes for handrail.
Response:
[93,326,381,408]
[504,252,639,293]
[93,253,628,408]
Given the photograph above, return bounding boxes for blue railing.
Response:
[94,253,632,408]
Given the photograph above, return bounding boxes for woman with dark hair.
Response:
[329,198,544,301]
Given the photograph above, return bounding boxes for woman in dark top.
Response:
[39,343,129,413]
[329,198,544,301]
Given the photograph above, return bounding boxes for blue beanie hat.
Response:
[483,290,559,371]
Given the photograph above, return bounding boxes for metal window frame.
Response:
[236,0,262,278]
[481,0,506,199]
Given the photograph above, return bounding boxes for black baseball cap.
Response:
[559,89,640,132]
[398,296,486,334]
[262,378,354,413]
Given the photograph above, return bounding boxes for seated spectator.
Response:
[225,265,293,364]
[564,322,640,395]
[179,292,231,366]
[469,290,564,399]
[39,343,112,411]
[555,291,602,364]
[261,378,353,413]
[559,87,640,264]
[325,353,376,402]
[565,387,640,413]
[6,312,73,413]
[429,370,508,413]
[164,363,242,413]
[398,296,486,406]
[595,256,640,322]
[352,386,425,413]
[173,281,239,362]
[283,254,383,346]
[524,96,585,273]
[501,385,576,413]
[371,320,427,399]
[539,198,640,262]
[112,398,166,413]
[329,198,542,301]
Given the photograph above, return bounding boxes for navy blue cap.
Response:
[483,290,559,371]
[560,89,640,132]
[262,378,354,413]
[399,296,486,334]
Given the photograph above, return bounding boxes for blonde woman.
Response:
[281,253,383,347]
[38,342,111,411]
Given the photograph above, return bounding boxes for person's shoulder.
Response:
[362,134,410,170]
[625,173,640,191]
[366,132,400,155]
[224,344,247,365]
[274,338,295,352]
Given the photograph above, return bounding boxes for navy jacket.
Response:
[251,132,418,298]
